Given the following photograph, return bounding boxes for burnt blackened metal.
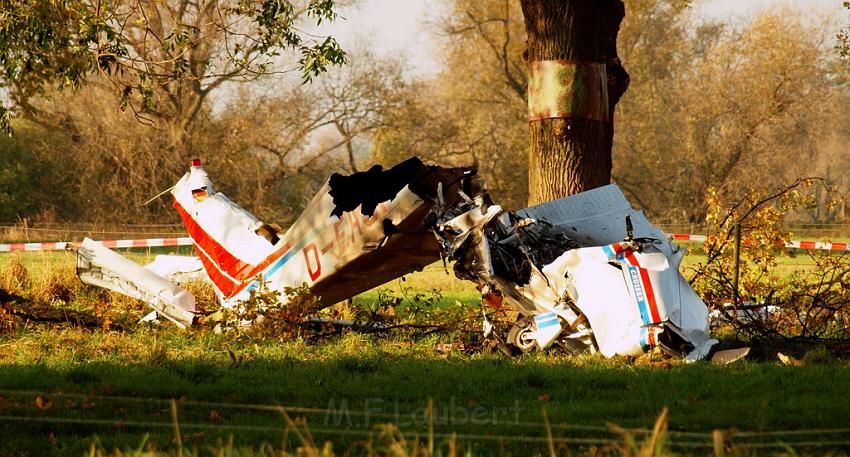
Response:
[308,158,475,306]
[434,192,578,287]
[328,157,474,218]
[431,188,593,355]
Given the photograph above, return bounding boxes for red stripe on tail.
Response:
[173,200,259,293]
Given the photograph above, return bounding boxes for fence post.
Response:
[712,429,728,456]
[732,223,741,306]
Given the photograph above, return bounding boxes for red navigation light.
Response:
[191,159,202,167]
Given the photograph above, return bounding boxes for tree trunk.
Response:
[521,0,629,205]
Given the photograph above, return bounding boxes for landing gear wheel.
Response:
[507,322,538,353]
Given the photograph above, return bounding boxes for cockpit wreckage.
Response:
[76,158,718,360]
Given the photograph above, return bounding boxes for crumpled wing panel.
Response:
[76,238,196,328]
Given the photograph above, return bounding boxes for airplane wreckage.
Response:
[76,158,721,361]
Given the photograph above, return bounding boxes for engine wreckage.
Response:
[76,158,718,360]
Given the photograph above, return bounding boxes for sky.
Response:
[313,0,448,78]
[318,0,848,78]
[696,0,841,20]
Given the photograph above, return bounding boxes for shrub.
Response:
[690,178,850,339]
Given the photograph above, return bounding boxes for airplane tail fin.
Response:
[171,159,278,300]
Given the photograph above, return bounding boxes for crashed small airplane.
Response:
[430,180,716,360]
[77,158,717,360]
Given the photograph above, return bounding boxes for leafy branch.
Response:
[0,0,348,135]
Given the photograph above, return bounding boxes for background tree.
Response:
[0,0,421,226]
[520,0,630,204]
[613,9,846,224]
[0,0,346,135]
[3,47,404,224]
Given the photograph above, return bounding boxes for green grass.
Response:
[352,266,481,309]
[1,328,850,456]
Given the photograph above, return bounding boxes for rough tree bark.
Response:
[521,0,629,205]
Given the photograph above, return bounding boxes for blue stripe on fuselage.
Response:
[244,226,325,295]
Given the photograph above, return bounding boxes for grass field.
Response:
[1,247,850,455]
[2,328,850,456]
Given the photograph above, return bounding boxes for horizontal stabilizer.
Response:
[76,238,197,328]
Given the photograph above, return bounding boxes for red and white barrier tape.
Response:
[780,240,849,251]
[667,233,708,242]
[0,237,193,253]
[666,233,850,252]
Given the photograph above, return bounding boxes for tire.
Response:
[506,322,538,353]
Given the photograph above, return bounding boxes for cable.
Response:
[0,415,628,446]
[3,389,847,443]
